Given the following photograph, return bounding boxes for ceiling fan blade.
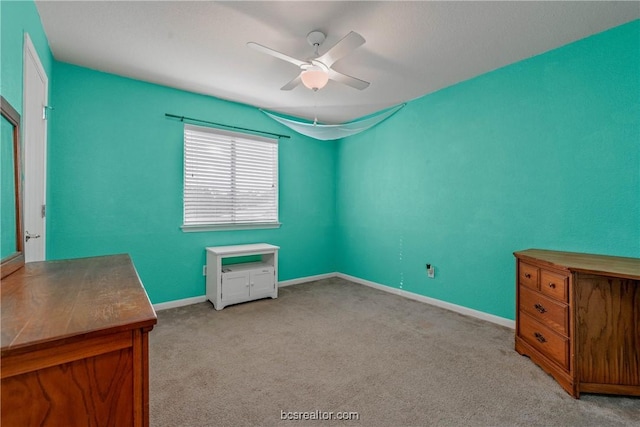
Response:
[281,74,302,91]
[327,68,370,90]
[316,31,365,67]
[247,42,308,68]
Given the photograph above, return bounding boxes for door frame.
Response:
[23,33,48,261]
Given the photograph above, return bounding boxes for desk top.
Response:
[1,254,157,355]
[514,249,640,280]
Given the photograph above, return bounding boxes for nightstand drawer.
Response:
[519,286,569,336]
[519,262,539,289]
[520,312,569,370]
[540,269,569,302]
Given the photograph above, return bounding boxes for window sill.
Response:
[181,222,282,232]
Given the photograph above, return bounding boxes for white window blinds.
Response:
[183,124,278,229]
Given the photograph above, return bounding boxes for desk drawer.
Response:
[519,286,569,336]
[540,269,569,302]
[520,312,569,370]
[519,262,539,289]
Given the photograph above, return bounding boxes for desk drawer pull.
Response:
[548,282,556,289]
[534,332,547,343]
[525,273,531,278]
[534,303,547,314]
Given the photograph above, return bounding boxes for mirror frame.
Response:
[1,95,24,278]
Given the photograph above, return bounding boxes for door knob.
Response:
[25,231,41,242]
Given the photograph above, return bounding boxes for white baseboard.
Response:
[153,272,515,329]
[153,273,338,310]
[336,273,516,329]
[154,295,208,311]
[278,272,338,287]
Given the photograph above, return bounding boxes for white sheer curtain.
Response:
[262,104,405,141]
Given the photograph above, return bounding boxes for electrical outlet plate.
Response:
[426,264,435,278]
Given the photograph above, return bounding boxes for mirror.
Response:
[1,96,24,278]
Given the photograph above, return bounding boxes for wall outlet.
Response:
[203,265,207,276]
[426,264,435,279]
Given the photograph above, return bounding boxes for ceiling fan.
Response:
[247,30,370,92]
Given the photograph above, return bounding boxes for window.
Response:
[183,124,279,230]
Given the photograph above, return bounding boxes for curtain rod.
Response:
[165,113,290,139]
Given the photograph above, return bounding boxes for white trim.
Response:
[181,222,281,232]
[278,272,338,287]
[22,33,48,262]
[186,123,278,144]
[154,296,208,311]
[337,273,515,329]
[152,273,337,310]
[24,35,47,82]
[151,272,515,329]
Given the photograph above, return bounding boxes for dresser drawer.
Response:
[519,312,569,370]
[519,286,569,336]
[540,269,569,302]
[519,262,539,289]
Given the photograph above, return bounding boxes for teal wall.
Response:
[48,63,337,303]
[1,0,53,261]
[336,20,640,320]
[0,0,53,113]
[3,2,638,319]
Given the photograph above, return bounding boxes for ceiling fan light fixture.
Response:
[248,30,368,92]
[301,66,329,91]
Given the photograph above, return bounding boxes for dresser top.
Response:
[514,249,640,280]
[1,254,157,355]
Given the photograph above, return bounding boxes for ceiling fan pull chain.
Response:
[313,91,318,126]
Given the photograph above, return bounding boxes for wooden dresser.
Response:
[514,249,639,398]
[1,254,157,426]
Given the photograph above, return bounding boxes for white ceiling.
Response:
[36,1,639,124]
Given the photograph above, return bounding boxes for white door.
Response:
[221,271,251,302]
[23,34,48,262]
[251,267,275,297]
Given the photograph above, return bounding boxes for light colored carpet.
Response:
[149,277,639,426]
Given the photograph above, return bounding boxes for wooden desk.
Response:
[1,254,157,426]
[514,249,640,398]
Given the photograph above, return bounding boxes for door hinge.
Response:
[41,204,46,218]
[43,105,54,120]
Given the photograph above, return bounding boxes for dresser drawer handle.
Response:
[534,303,547,314]
[548,282,556,289]
[534,332,547,343]
[524,273,531,279]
